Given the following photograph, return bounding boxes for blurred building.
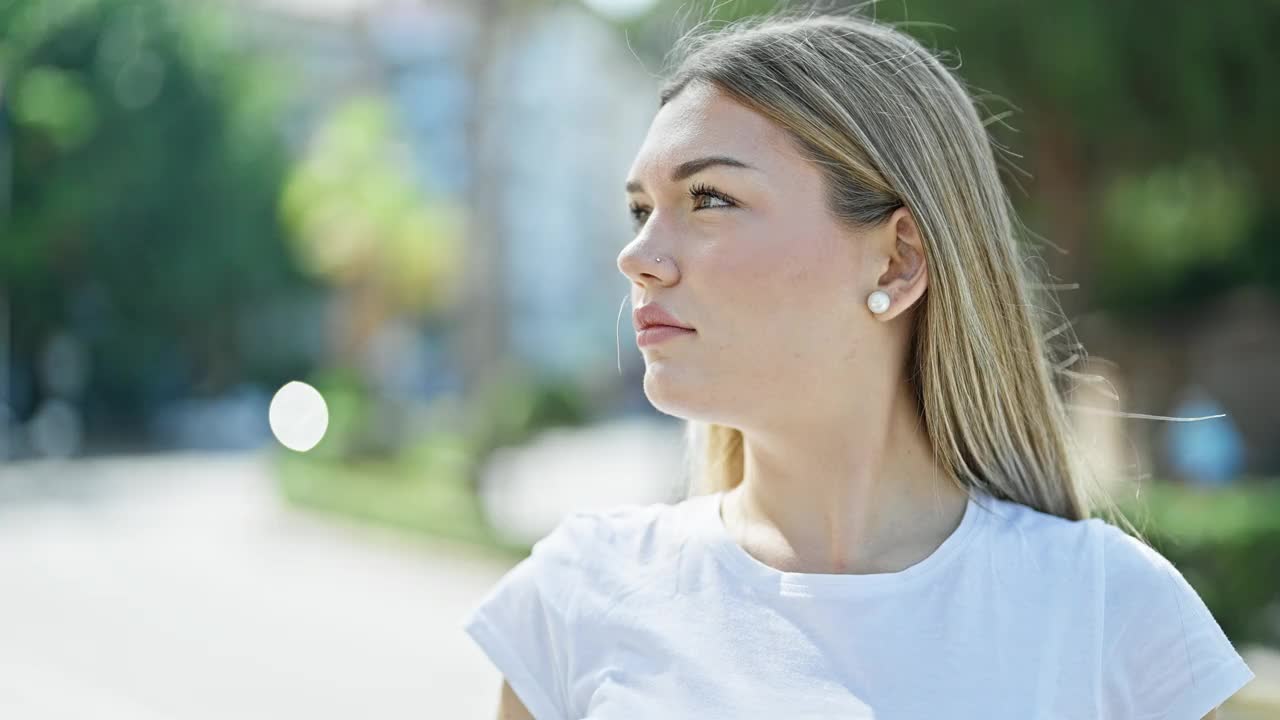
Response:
[484,3,656,375]
[230,0,655,394]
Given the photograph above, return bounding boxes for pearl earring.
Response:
[867,290,891,314]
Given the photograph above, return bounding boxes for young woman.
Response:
[463,11,1255,719]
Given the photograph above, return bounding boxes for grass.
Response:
[270,431,532,562]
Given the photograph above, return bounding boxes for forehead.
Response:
[627,82,794,181]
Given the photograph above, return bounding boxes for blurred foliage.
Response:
[271,418,531,556]
[280,95,466,316]
[0,0,318,421]
[1116,481,1280,648]
[276,95,469,463]
[1097,156,1256,306]
[459,359,593,482]
[273,362,594,556]
[615,0,1280,316]
[295,366,381,462]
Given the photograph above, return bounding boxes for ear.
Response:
[869,206,928,321]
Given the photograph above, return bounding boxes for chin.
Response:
[643,371,728,424]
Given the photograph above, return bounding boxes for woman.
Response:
[462,10,1255,719]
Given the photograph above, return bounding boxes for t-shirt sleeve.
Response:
[1099,525,1256,719]
[461,510,599,720]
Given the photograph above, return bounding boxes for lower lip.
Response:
[637,325,695,347]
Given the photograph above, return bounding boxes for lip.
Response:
[633,303,695,332]
[637,325,695,347]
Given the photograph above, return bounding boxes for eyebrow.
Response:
[625,155,755,193]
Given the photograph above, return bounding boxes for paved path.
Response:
[0,451,512,719]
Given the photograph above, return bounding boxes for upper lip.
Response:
[633,303,695,331]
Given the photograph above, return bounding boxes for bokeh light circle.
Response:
[269,381,329,452]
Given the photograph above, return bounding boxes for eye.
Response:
[629,202,651,231]
[626,183,737,232]
[688,182,736,210]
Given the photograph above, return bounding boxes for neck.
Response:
[724,382,968,575]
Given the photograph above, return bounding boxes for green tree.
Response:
[0,0,316,425]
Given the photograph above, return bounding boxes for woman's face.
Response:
[618,81,902,429]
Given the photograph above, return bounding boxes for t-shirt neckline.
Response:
[697,487,989,597]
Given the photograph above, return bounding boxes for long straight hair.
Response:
[659,8,1144,536]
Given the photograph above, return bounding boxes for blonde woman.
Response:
[462,10,1255,719]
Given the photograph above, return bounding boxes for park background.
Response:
[1,0,1277,716]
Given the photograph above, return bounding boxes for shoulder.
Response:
[537,496,698,613]
[533,496,691,573]
[983,499,1232,653]
[1091,517,1179,594]
[973,493,1107,572]
[975,493,1184,593]
[1088,515,1220,656]
[1088,516,1256,716]
[1085,513,1216,630]
[547,496,694,568]
[975,492,1098,539]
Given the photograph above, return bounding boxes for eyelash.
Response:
[628,182,736,230]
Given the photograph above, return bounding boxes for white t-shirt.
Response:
[461,488,1255,719]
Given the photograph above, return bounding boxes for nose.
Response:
[617,242,678,289]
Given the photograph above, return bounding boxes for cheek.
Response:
[743,225,847,302]
[701,232,798,307]
[702,225,842,340]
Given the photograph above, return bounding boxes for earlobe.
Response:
[867,290,892,315]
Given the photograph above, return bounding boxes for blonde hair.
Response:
[658,7,1145,536]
